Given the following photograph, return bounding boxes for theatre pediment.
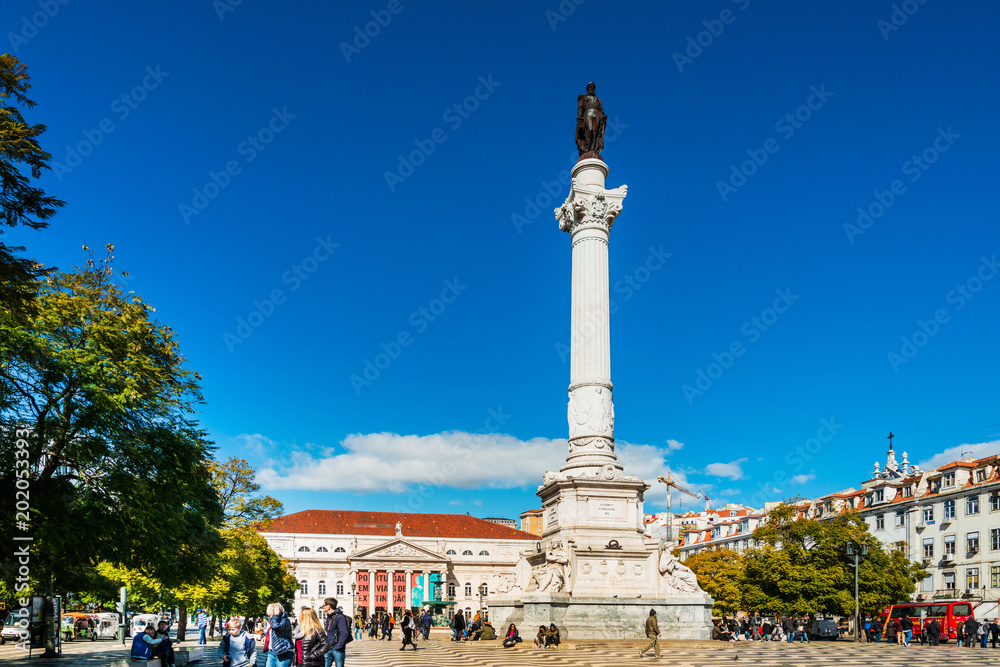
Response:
[350,539,449,564]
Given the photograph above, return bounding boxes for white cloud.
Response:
[704,458,748,481]
[719,488,742,496]
[448,500,464,506]
[253,430,699,496]
[790,473,815,485]
[257,431,567,493]
[918,440,1000,471]
[471,499,483,506]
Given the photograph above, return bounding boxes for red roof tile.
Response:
[262,510,537,541]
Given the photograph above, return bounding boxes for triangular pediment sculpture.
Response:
[349,538,449,564]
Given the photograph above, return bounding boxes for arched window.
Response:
[336,581,344,596]
[446,550,456,555]
[334,547,346,553]
[462,550,473,556]
[447,582,456,597]
[317,580,326,596]
[479,550,489,556]
[316,547,328,552]
[300,580,308,595]
[479,583,488,597]
[464,583,472,597]
[298,546,310,552]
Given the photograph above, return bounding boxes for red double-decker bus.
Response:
[879,601,974,643]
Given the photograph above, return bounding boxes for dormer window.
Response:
[976,469,987,483]
[903,486,913,498]
[298,546,310,552]
[944,472,956,487]
[874,489,884,502]
[729,511,737,516]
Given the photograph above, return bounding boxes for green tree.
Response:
[682,548,744,615]
[0,54,64,309]
[208,457,284,529]
[743,503,926,617]
[0,249,221,651]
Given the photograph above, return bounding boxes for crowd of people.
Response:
[711,615,816,642]
[863,615,1000,647]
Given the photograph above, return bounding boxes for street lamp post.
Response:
[351,583,356,619]
[846,541,869,642]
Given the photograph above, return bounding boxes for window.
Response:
[875,489,884,502]
[300,580,308,595]
[967,568,980,590]
[944,472,956,487]
[462,550,473,556]
[336,581,344,596]
[464,583,472,597]
[993,529,1000,551]
[967,496,980,515]
[944,500,955,520]
[991,494,1000,511]
[447,582,455,597]
[903,486,913,498]
[729,510,737,516]
[875,515,885,531]
[923,538,934,558]
[743,539,749,549]
[479,550,489,556]
[993,566,1000,588]
[334,547,346,553]
[922,506,934,523]
[976,469,987,483]
[318,580,326,596]
[921,574,934,592]
[298,546,310,552]
[316,546,328,552]
[446,550,456,555]
[479,583,488,597]
[968,531,980,552]
[944,535,956,555]
[895,512,906,527]
[944,572,956,590]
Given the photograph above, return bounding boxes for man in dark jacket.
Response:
[322,598,350,667]
[990,619,1000,648]
[927,619,940,646]
[451,610,465,642]
[783,617,795,643]
[965,618,979,648]
[899,615,913,646]
[420,611,432,640]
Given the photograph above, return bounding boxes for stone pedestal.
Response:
[488,157,713,640]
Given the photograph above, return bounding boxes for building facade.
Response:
[260,510,536,620]
[519,508,543,536]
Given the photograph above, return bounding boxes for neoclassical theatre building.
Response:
[260,510,537,620]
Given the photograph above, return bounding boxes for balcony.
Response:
[934,589,959,600]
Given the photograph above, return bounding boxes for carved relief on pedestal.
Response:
[527,540,570,593]
[615,560,626,576]
[598,560,609,576]
[567,385,614,439]
[657,542,702,595]
[581,561,592,575]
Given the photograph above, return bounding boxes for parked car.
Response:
[1,615,30,645]
[810,619,839,640]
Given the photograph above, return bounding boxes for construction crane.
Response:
[656,473,709,544]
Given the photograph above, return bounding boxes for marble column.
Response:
[387,570,394,614]
[367,569,376,616]
[404,570,412,610]
[421,571,430,607]
[555,158,628,476]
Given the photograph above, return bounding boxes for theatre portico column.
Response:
[421,570,430,606]
[404,570,413,610]
[367,569,375,616]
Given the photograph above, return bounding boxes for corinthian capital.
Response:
[555,181,628,233]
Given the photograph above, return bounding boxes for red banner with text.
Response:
[355,571,369,608]
[373,571,388,608]
[393,572,407,608]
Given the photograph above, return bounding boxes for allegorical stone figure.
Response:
[575,82,607,160]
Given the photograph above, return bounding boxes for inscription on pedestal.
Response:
[546,505,559,528]
[588,498,626,522]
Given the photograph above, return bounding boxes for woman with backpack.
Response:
[399,610,417,651]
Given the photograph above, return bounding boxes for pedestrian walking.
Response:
[421,610,432,640]
[990,619,1000,648]
[638,609,660,659]
[965,618,979,648]
[451,610,465,642]
[399,611,417,651]
[899,614,913,646]
[197,610,209,645]
[927,618,940,646]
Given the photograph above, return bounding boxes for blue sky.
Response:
[6,0,999,521]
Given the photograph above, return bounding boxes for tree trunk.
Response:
[210,614,216,639]
[177,605,187,642]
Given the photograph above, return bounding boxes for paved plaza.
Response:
[5,636,1000,667]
